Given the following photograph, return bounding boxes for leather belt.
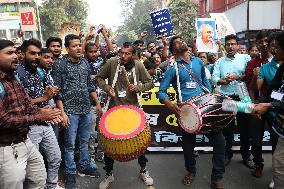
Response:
[0,137,27,147]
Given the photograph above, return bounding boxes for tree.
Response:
[39,0,89,40]
[168,0,199,42]
[116,0,160,45]
[117,0,198,44]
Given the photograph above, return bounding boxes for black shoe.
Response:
[224,156,231,166]
[243,158,254,169]
[64,174,76,189]
[78,166,101,178]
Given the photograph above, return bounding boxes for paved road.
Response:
[75,152,272,189]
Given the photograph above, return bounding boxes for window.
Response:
[4,4,17,12]
[9,29,18,39]
[24,31,33,39]
[0,30,7,39]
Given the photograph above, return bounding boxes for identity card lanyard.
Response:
[179,63,211,94]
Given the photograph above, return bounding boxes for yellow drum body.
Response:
[99,105,151,162]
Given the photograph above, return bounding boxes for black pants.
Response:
[265,114,279,154]
[103,154,148,173]
[182,130,225,180]
[223,112,264,167]
[246,114,264,167]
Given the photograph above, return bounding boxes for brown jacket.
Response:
[95,57,154,109]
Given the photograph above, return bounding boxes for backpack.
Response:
[0,81,5,98]
[0,67,47,99]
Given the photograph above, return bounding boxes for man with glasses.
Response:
[212,34,251,167]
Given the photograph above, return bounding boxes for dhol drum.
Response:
[179,94,236,134]
[99,105,151,162]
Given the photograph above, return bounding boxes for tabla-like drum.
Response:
[99,105,151,162]
[179,94,235,134]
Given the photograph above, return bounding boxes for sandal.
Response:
[182,173,195,186]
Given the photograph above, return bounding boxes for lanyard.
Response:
[177,59,193,80]
[179,63,210,94]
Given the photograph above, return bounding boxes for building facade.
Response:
[0,0,37,43]
[198,0,284,43]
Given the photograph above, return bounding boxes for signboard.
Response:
[195,18,218,53]
[59,23,81,53]
[140,86,272,151]
[19,7,37,31]
[210,13,235,39]
[150,8,174,39]
[0,12,20,20]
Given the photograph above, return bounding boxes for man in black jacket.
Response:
[254,31,284,189]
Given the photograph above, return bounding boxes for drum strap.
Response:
[104,60,121,113]
[132,67,142,108]
[104,61,142,112]
[178,63,211,94]
[174,61,183,103]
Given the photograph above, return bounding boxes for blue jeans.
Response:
[64,112,93,175]
[182,130,225,180]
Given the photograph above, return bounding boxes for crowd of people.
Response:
[0,24,284,189]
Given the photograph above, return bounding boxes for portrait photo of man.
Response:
[196,18,219,53]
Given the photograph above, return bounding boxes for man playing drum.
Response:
[95,42,154,189]
[158,36,226,189]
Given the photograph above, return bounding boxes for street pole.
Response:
[35,0,43,43]
[18,0,24,42]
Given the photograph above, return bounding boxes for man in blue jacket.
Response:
[158,36,225,189]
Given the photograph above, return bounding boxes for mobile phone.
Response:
[95,26,103,34]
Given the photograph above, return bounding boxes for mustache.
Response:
[12,60,19,64]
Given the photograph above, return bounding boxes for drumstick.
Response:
[120,65,131,87]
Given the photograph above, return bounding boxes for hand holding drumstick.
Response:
[120,65,137,92]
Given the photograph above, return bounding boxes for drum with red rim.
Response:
[179,94,235,134]
[99,105,151,162]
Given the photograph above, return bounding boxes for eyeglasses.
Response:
[225,43,237,47]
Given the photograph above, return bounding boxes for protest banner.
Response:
[59,23,81,53]
[140,85,272,151]
[150,8,174,39]
[210,13,236,39]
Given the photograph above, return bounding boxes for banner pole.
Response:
[35,0,43,43]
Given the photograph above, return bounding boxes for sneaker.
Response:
[90,159,98,169]
[211,179,225,189]
[64,174,76,189]
[99,173,114,189]
[182,172,195,186]
[268,179,274,189]
[55,184,65,189]
[94,151,105,162]
[140,170,154,186]
[78,166,100,178]
[243,158,254,169]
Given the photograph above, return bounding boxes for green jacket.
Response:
[95,57,154,109]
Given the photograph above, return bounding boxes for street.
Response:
[76,152,272,189]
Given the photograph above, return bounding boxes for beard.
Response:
[121,58,135,71]
[25,58,39,71]
[175,44,188,54]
